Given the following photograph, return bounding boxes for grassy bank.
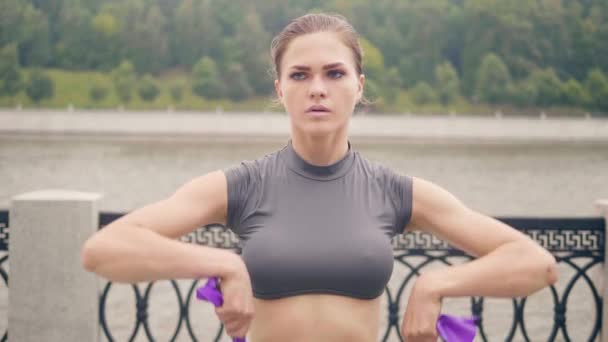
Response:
[0,69,594,117]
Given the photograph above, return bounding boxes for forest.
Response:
[1,0,607,115]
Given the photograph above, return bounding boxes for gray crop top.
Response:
[223,141,413,300]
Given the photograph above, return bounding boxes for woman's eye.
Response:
[328,70,345,79]
[290,72,306,80]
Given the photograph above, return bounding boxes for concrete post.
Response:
[597,199,608,342]
[9,190,102,342]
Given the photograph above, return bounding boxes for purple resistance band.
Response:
[196,277,246,342]
[197,277,477,342]
[436,314,477,342]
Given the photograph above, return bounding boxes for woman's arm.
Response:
[406,177,558,298]
[81,170,243,283]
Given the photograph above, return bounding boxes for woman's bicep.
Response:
[111,170,228,239]
[408,177,528,257]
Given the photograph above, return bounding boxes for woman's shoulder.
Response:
[353,151,409,179]
[223,146,286,179]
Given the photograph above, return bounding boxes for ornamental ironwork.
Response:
[0,211,604,341]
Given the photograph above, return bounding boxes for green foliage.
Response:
[138,74,160,102]
[192,56,224,99]
[111,60,136,104]
[410,82,437,105]
[561,79,591,107]
[91,13,119,38]
[364,78,381,103]
[224,63,253,102]
[25,68,54,104]
[585,68,608,112]
[89,82,108,103]
[382,67,401,105]
[360,37,384,81]
[475,53,512,104]
[0,0,23,48]
[527,68,563,106]
[19,4,51,66]
[434,61,460,105]
[0,43,22,96]
[509,80,537,107]
[2,0,607,114]
[169,81,185,103]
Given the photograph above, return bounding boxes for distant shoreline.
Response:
[1,109,607,144]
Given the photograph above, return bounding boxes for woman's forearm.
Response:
[81,223,241,283]
[423,240,558,298]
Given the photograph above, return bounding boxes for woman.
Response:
[81,13,558,342]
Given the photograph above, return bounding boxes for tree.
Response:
[0,0,24,48]
[509,80,537,107]
[88,11,122,70]
[54,5,96,69]
[394,0,452,87]
[19,4,51,66]
[475,53,512,104]
[584,68,608,112]
[363,78,381,104]
[232,11,272,95]
[173,0,221,67]
[192,56,224,99]
[89,82,108,103]
[359,37,384,82]
[383,67,402,105]
[527,68,563,106]
[25,69,54,105]
[560,79,590,107]
[138,74,160,102]
[224,63,253,102]
[462,0,539,94]
[111,60,136,104]
[410,82,437,105]
[434,61,460,105]
[0,44,22,96]
[170,81,185,103]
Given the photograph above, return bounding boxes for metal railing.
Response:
[0,211,604,341]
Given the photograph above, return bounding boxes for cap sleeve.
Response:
[223,161,261,235]
[385,170,413,236]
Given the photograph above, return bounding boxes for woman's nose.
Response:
[308,77,327,98]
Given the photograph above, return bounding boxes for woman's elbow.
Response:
[81,237,100,273]
[81,232,110,273]
[542,251,559,286]
[528,242,559,287]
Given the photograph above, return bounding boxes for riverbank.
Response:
[1,109,608,144]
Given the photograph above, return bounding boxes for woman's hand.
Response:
[401,272,443,342]
[215,255,255,339]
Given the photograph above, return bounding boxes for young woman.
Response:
[81,13,558,342]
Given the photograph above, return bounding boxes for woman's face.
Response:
[275,31,365,138]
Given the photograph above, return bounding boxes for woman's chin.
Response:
[294,120,347,138]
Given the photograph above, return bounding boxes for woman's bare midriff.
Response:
[247,293,382,342]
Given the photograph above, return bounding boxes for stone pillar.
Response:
[9,190,102,342]
[597,199,608,342]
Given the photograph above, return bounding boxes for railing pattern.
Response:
[0,211,604,341]
[0,210,7,342]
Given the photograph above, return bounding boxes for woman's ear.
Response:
[274,79,283,99]
[357,74,365,102]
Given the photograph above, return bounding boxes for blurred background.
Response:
[0,0,607,115]
[1,1,608,340]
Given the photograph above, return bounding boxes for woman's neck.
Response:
[290,133,349,166]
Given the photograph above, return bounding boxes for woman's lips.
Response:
[305,105,331,117]
[305,109,331,117]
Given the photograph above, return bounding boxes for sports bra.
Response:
[223,141,413,300]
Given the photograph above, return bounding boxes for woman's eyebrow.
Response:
[289,62,346,71]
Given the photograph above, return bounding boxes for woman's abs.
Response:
[247,293,381,342]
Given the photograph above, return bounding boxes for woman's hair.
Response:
[270,13,363,79]
[270,13,371,107]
